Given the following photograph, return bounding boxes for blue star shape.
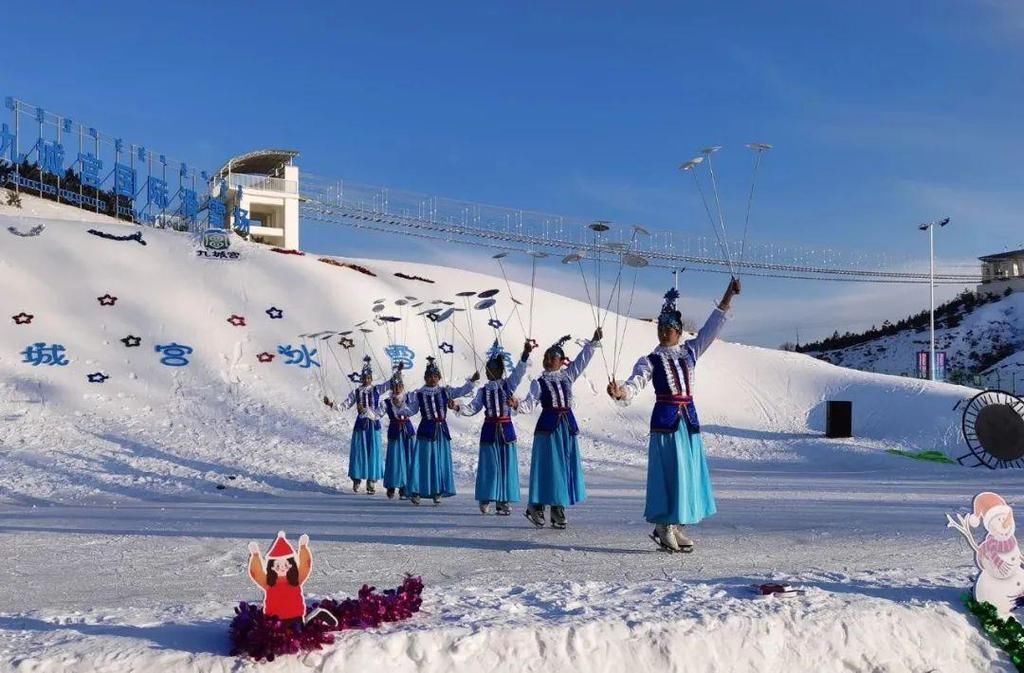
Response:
[488,318,503,329]
[439,342,454,354]
[265,306,284,320]
[87,372,109,383]
[339,336,355,349]
[347,372,362,383]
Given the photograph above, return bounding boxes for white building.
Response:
[214,149,301,250]
[978,249,1024,296]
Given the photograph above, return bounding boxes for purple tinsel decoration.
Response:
[229,575,424,661]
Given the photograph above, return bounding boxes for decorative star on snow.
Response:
[439,342,454,354]
[97,294,118,307]
[86,372,110,383]
[339,336,356,349]
[256,352,275,363]
[265,307,284,320]
[227,314,247,327]
[487,318,503,329]
[347,371,362,383]
[11,312,33,325]
[120,334,142,348]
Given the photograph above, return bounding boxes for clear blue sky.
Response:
[4,1,1022,346]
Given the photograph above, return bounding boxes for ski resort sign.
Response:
[1,96,213,227]
[196,228,241,261]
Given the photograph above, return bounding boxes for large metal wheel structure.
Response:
[958,389,1024,469]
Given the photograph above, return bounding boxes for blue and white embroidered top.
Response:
[617,307,728,431]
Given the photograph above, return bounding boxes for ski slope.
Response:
[0,197,1017,672]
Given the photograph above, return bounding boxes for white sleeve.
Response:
[518,379,542,414]
[566,340,596,383]
[684,307,728,362]
[449,378,476,398]
[618,355,653,407]
[457,388,485,417]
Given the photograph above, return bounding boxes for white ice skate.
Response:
[651,524,681,552]
[672,525,695,553]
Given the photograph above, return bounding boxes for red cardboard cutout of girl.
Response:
[247,531,312,621]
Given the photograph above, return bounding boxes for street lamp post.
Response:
[918,217,950,381]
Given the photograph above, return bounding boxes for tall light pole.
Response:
[918,217,950,381]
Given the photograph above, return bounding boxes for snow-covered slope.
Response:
[0,198,1014,672]
[0,202,971,502]
[806,291,1024,382]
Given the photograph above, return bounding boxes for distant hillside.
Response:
[798,288,1023,388]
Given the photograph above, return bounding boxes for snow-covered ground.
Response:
[0,197,1018,671]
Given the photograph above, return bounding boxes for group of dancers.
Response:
[332,277,741,551]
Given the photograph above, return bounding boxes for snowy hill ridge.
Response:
[801,289,1024,385]
[0,199,971,503]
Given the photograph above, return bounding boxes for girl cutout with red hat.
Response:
[247,531,313,622]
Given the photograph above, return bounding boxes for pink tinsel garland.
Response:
[230,575,424,662]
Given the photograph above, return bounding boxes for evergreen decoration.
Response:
[963,595,1024,672]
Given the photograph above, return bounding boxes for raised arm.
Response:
[448,376,477,399]
[455,388,486,417]
[247,543,268,589]
[297,535,312,585]
[506,358,529,394]
[684,307,728,362]
[566,340,596,382]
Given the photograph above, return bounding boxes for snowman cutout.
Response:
[947,492,1024,619]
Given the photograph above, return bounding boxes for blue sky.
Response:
[3,1,1022,346]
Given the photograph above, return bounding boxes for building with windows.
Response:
[978,249,1024,296]
[214,150,300,250]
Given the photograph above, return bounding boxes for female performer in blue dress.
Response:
[380,369,416,500]
[451,341,533,515]
[520,328,602,529]
[607,278,740,552]
[340,356,395,495]
[391,357,478,505]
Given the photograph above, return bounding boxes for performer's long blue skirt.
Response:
[348,429,384,481]
[408,436,457,498]
[383,434,415,490]
[644,424,716,525]
[528,419,586,506]
[475,440,520,503]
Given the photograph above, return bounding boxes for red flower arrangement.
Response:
[229,575,424,661]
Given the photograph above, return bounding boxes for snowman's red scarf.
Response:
[229,575,424,662]
[979,536,1018,571]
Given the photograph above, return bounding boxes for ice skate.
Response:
[366,481,376,495]
[496,502,511,516]
[671,525,694,553]
[351,479,362,493]
[386,488,396,500]
[651,524,681,552]
[524,505,545,528]
[550,506,567,530]
[479,502,491,515]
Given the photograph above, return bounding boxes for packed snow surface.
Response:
[0,198,1018,671]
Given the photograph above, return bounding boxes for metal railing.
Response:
[225,173,298,194]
